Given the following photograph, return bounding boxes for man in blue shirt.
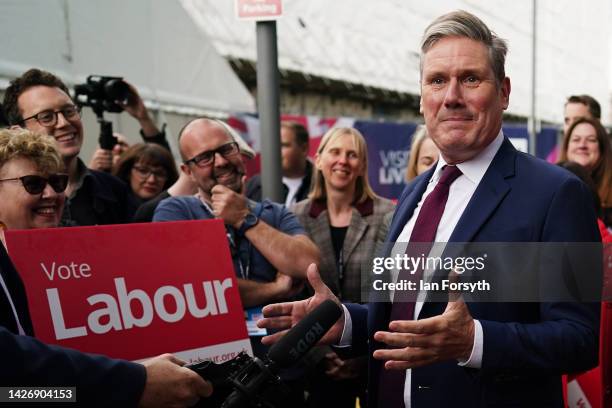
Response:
[154,118,319,308]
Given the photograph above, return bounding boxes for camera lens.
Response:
[104,79,129,102]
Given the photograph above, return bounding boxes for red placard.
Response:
[236,0,282,21]
[4,220,251,363]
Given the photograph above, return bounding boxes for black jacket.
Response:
[61,160,136,226]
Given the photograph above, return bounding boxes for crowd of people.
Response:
[0,8,610,408]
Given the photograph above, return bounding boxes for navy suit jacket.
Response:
[346,138,601,407]
[0,243,146,407]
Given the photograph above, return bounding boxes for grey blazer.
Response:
[291,196,395,302]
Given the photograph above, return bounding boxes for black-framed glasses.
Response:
[132,165,168,180]
[184,142,239,168]
[21,105,81,127]
[0,174,69,194]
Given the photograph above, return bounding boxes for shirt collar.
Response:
[431,129,504,185]
[309,197,374,218]
[68,159,89,199]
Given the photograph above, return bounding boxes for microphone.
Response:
[219,299,343,407]
[267,299,342,368]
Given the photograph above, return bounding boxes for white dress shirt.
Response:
[340,130,504,407]
[282,176,303,207]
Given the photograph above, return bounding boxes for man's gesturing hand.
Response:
[373,295,475,370]
[257,263,344,346]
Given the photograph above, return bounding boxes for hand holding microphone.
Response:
[187,289,343,408]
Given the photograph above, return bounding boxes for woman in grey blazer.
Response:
[291,127,395,408]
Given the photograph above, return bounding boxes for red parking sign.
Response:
[236,0,282,21]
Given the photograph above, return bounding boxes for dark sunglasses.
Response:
[0,174,69,194]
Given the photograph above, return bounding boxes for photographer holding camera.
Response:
[87,80,171,172]
[3,68,136,226]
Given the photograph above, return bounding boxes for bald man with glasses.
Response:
[154,118,319,310]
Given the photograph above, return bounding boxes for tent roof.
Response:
[183,0,611,124]
[0,0,255,114]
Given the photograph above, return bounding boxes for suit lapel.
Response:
[449,138,516,243]
[388,167,435,242]
[0,244,34,335]
[343,208,368,262]
[309,208,339,290]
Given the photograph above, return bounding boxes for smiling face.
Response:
[180,119,245,198]
[0,157,65,230]
[316,132,364,195]
[130,160,168,200]
[420,36,510,164]
[566,122,601,170]
[17,86,83,162]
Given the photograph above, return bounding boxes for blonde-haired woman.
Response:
[291,127,394,408]
[0,128,66,231]
[405,125,439,181]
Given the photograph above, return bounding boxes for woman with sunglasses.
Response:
[0,128,67,230]
[112,143,178,206]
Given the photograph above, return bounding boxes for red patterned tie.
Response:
[378,165,463,408]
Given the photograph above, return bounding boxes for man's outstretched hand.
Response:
[257,263,344,346]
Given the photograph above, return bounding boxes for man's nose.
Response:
[443,78,464,108]
[55,111,70,128]
[214,151,229,166]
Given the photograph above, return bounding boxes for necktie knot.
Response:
[438,165,462,186]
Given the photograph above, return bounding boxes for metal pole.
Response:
[529,0,537,156]
[256,21,283,202]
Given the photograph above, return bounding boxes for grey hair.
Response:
[420,10,508,86]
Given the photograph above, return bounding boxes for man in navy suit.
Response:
[258,10,601,407]
[0,241,212,407]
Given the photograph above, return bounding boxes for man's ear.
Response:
[419,97,424,115]
[500,77,511,110]
[180,163,192,177]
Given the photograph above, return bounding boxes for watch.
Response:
[237,211,259,236]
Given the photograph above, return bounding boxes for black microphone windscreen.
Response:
[267,299,342,368]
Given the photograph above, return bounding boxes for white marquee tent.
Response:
[0,0,255,156]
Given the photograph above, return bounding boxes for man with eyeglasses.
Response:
[153,119,319,403]
[154,118,319,307]
[3,68,134,226]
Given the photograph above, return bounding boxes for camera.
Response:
[187,352,287,408]
[74,75,130,115]
[74,75,132,151]
[185,300,343,407]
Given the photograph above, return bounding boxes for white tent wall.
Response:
[0,0,254,160]
[193,0,611,125]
